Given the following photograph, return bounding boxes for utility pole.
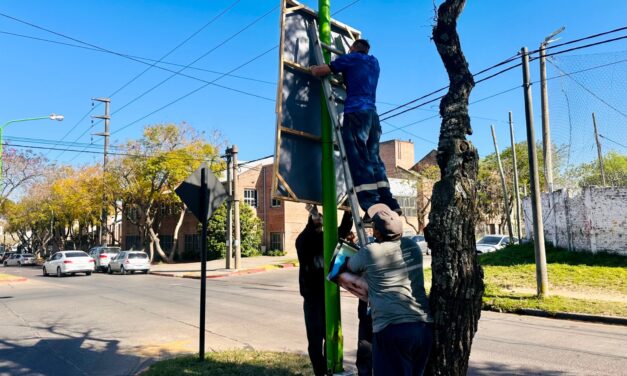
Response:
[592,113,607,186]
[225,148,233,269]
[231,145,241,270]
[491,125,514,243]
[540,27,564,248]
[92,98,111,246]
[509,112,523,244]
[522,47,549,297]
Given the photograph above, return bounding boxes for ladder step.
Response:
[321,42,345,56]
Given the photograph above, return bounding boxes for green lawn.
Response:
[425,243,627,317]
[143,350,313,376]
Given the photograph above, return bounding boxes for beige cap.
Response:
[367,204,402,241]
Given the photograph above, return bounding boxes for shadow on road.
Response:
[0,324,157,376]
[469,361,569,375]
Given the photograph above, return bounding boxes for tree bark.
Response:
[166,205,186,263]
[424,1,484,375]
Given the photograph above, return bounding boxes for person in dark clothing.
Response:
[295,206,353,376]
[311,39,400,214]
[357,299,373,376]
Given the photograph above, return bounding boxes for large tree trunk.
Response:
[166,206,186,263]
[424,1,484,375]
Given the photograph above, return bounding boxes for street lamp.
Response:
[0,113,64,183]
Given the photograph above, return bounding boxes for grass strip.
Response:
[424,243,626,317]
[143,350,313,376]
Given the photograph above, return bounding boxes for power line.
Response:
[0,30,276,86]
[108,0,243,99]
[110,45,278,137]
[378,27,627,120]
[107,4,279,120]
[599,134,627,149]
[531,25,627,55]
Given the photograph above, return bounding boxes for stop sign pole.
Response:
[199,167,209,361]
[175,163,228,361]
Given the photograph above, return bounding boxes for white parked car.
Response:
[107,251,150,275]
[43,251,95,277]
[476,235,518,254]
[88,246,121,272]
[4,253,36,267]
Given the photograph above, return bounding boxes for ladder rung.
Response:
[321,42,344,56]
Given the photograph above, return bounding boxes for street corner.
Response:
[0,273,28,283]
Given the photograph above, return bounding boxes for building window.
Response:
[270,232,283,251]
[271,198,281,207]
[160,235,174,252]
[244,189,258,207]
[125,235,142,250]
[184,234,200,253]
[396,196,417,218]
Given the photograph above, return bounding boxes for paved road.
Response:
[1,266,625,376]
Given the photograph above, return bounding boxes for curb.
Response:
[511,308,627,326]
[151,262,300,280]
[0,277,28,283]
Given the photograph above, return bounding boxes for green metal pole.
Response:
[318,0,343,373]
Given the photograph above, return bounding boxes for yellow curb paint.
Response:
[134,340,194,358]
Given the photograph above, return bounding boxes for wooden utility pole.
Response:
[231,144,241,269]
[424,1,484,374]
[491,125,514,242]
[521,47,549,297]
[225,148,233,269]
[92,98,111,246]
[509,112,523,244]
[592,113,607,186]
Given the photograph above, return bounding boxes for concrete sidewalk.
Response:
[150,255,299,279]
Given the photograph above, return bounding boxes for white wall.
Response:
[522,187,627,254]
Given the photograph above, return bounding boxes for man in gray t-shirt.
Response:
[348,203,432,375]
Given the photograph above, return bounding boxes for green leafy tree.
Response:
[206,203,263,260]
[111,123,224,262]
[564,152,627,187]
[477,141,562,229]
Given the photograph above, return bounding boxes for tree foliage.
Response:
[564,152,627,187]
[206,203,263,260]
[111,123,224,262]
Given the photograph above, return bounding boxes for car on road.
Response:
[88,246,121,272]
[408,234,430,255]
[4,253,36,267]
[43,251,95,277]
[108,251,150,275]
[476,234,518,254]
[0,251,16,263]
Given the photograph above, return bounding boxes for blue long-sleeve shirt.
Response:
[329,51,379,113]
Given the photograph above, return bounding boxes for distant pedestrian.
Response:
[347,204,432,376]
[295,206,352,376]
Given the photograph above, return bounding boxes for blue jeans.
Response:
[342,110,399,212]
[372,322,433,376]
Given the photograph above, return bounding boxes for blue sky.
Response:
[1,0,625,168]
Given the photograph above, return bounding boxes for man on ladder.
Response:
[311,39,401,220]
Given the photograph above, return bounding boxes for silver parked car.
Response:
[4,253,36,267]
[43,251,95,277]
[88,246,121,272]
[108,251,150,275]
[476,234,518,254]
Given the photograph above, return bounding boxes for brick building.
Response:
[121,140,435,257]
